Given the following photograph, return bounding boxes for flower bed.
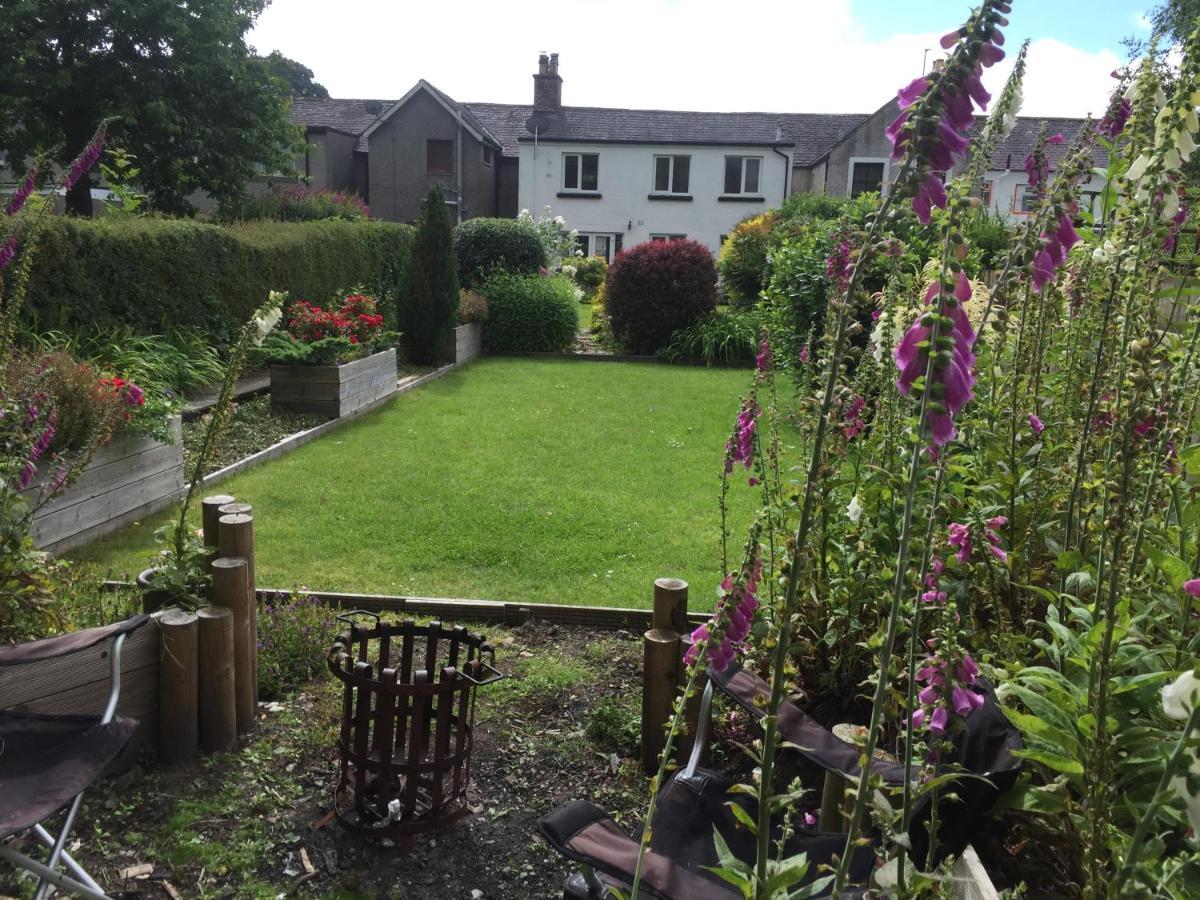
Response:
[269,347,397,419]
[258,292,401,419]
[28,416,184,553]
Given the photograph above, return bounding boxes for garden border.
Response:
[506,351,752,368]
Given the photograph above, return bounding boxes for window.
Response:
[652,155,691,194]
[593,235,611,261]
[426,140,454,174]
[575,234,590,256]
[849,161,885,197]
[1016,184,1035,214]
[563,153,599,191]
[483,146,494,166]
[723,156,761,195]
[650,233,688,242]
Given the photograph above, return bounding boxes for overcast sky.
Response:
[249,0,1152,118]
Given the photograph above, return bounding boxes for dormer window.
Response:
[563,153,599,191]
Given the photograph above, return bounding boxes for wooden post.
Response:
[218,507,257,705]
[653,577,689,634]
[156,608,199,765]
[641,577,688,775]
[196,606,237,752]
[211,556,255,734]
[200,494,235,555]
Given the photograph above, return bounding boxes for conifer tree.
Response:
[400,185,460,365]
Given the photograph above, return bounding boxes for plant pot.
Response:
[137,567,173,615]
[269,348,397,419]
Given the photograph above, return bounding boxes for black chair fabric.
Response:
[0,709,138,839]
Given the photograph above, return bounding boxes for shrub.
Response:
[221,184,370,222]
[257,591,338,700]
[24,218,412,347]
[6,351,130,453]
[254,293,399,367]
[457,288,489,325]
[400,185,460,365]
[718,212,778,307]
[665,309,761,365]
[453,217,547,289]
[605,240,718,354]
[566,255,607,298]
[481,273,578,353]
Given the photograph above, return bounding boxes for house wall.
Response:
[517,141,792,254]
[367,89,496,223]
[304,130,358,193]
[822,99,898,198]
[496,157,520,218]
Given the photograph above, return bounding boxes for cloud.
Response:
[249,0,1124,119]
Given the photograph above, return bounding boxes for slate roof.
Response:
[289,96,1106,173]
[403,82,504,151]
[289,97,392,152]
[981,116,1109,171]
[465,105,871,162]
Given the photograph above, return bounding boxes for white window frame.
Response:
[562,152,599,192]
[846,157,890,198]
[650,233,688,242]
[1014,182,1035,215]
[722,156,763,196]
[651,154,691,195]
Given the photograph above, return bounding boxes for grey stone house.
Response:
[288,54,1105,235]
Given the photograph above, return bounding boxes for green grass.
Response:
[72,358,757,609]
[577,300,593,332]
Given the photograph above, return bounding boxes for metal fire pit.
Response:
[327,613,502,839]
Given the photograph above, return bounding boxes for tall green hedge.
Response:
[23,217,413,345]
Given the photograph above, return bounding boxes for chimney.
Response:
[533,51,562,114]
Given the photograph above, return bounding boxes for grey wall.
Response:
[304,130,358,193]
[496,157,519,217]
[822,99,898,198]
[367,89,497,223]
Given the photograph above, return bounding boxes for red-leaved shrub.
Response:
[604,240,718,354]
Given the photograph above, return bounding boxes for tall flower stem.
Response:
[1113,703,1200,895]
[831,222,956,893]
[753,166,911,889]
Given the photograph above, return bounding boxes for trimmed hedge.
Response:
[454,218,547,289]
[24,217,412,346]
[481,273,577,353]
[605,240,718,354]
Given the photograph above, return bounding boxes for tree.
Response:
[399,185,459,365]
[0,0,303,216]
[263,51,330,99]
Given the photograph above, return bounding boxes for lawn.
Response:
[73,358,758,610]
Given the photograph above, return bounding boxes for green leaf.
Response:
[725,801,759,835]
[1012,748,1084,778]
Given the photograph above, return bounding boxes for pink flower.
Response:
[755,339,772,373]
[0,232,17,272]
[958,655,980,683]
[1028,413,1045,435]
[948,522,972,563]
[799,343,810,364]
[929,706,950,735]
[804,812,817,828]
[5,166,37,216]
[952,686,985,716]
[910,707,927,729]
[724,397,759,473]
[918,684,940,705]
[1184,579,1200,598]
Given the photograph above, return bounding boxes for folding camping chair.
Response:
[538,662,1022,899]
[0,614,150,900]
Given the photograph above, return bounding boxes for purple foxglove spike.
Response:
[1057,215,1080,250]
[1047,134,1065,145]
[897,76,929,110]
[918,685,940,705]
[930,706,950,735]
[979,42,1005,67]
[936,120,970,155]
[953,270,972,302]
[939,29,961,49]
[928,412,957,446]
[5,168,37,216]
[952,686,977,717]
[964,74,991,110]
[0,232,16,271]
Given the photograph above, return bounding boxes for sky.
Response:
[248,0,1154,118]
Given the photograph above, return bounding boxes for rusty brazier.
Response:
[327,613,502,838]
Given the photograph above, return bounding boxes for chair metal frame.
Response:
[0,628,131,900]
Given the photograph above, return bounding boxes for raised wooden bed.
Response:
[28,416,184,554]
[270,347,397,419]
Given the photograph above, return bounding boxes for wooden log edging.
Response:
[103,582,710,630]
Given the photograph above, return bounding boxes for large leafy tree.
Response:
[263,51,329,99]
[0,0,304,215]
